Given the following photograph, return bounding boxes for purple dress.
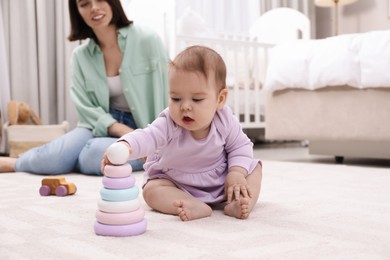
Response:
[120,106,260,204]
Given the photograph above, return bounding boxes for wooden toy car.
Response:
[39,177,77,196]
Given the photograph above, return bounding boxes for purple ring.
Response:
[102,175,136,189]
[94,219,147,237]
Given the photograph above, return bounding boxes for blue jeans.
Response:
[15,109,144,175]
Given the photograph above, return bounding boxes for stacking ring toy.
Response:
[97,199,141,213]
[102,175,135,190]
[96,207,145,225]
[104,164,132,178]
[94,219,147,237]
[100,186,139,202]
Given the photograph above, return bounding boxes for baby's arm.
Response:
[101,109,172,172]
[224,166,251,203]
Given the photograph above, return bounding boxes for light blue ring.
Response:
[100,186,139,202]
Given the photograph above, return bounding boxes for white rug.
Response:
[1,160,389,260]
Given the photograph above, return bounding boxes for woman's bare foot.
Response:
[173,199,212,221]
[0,157,17,173]
[224,197,251,219]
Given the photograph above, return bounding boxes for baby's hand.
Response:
[224,167,251,203]
[100,142,131,173]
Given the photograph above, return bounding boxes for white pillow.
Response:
[308,34,361,89]
[359,30,390,87]
[264,40,310,91]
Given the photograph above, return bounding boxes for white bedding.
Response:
[264,30,390,91]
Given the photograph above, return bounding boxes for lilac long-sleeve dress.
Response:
[120,106,261,204]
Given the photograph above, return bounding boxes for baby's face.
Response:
[168,69,226,140]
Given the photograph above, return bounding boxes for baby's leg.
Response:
[224,164,262,219]
[143,179,212,221]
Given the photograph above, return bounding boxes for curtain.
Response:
[0,0,78,129]
[122,0,175,57]
[0,2,10,153]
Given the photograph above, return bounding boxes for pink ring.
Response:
[97,199,141,213]
[104,164,132,178]
[96,207,145,225]
[94,219,147,237]
[102,175,135,189]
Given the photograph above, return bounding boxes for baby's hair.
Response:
[170,46,227,90]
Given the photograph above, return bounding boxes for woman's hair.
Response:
[68,0,132,43]
[170,45,227,90]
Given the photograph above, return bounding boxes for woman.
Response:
[0,0,168,175]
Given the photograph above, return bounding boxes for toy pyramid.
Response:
[94,143,147,237]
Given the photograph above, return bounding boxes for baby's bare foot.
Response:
[173,200,212,221]
[175,201,190,221]
[224,197,250,219]
[0,157,16,173]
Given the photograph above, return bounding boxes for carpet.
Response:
[0,160,389,259]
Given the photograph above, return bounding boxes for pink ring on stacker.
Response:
[102,175,136,189]
[96,207,145,225]
[94,219,147,237]
[104,164,132,178]
[97,198,141,213]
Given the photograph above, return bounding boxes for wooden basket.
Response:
[4,121,69,158]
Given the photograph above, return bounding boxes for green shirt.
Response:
[70,24,168,137]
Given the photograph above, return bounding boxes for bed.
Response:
[264,30,390,162]
[175,8,310,139]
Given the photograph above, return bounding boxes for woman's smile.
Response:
[92,14,104,21]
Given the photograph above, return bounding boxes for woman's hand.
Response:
[108,122,134,138]
[224,166,251,203]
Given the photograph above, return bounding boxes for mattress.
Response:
[265,86,390,142]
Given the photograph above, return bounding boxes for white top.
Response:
[108,75,130,112]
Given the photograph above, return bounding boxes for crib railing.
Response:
[176,34,274,130]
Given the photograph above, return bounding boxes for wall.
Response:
[315,0,390,38]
